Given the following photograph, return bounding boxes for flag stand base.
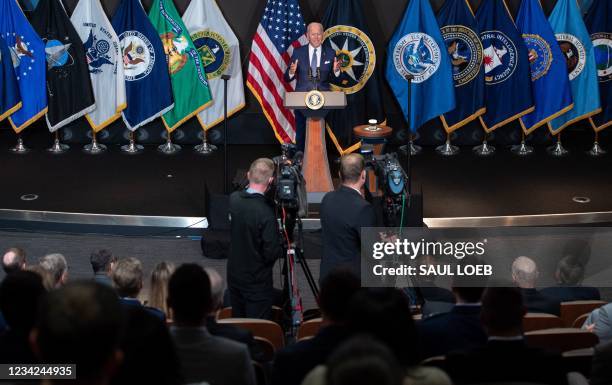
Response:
[158,140,181,155]
[121,132,144,154]
[473,140,495,156]
[194,131,217,155]
[435,139,459,156]
[399,139,422,156]
[547,137,568,157]
[47,139,69,154]
[587,141,606,157]
[511,140,534,156]
[10,137,30,154]
[83,141,107,154]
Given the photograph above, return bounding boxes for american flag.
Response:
[246,0,308,143]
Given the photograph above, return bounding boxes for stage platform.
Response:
[0,128,611,234]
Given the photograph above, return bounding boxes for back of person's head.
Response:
[452,256,488,303]
[481,286,526,336]
[2,247,26,274]
[319,268,361,323]
[112,257,143,298]
[0,271,45,332]
[347,288,418,366]
[339,153,365,184]
[90,249,116,275]
[511,256,538,288]
[110,305,182,385]
[32,282,124,382]
[204,267,225,313]
[148,261,175,317]
[556,255,585,285]
[168,264,211,325]
[25,265,55,291]
[326,335,403,385]
[248,158,275,185]
[38,253,68,288]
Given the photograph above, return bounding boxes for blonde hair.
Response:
[148,261,175,318]
[248,158,275,185]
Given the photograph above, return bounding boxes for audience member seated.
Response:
[271,268,360,385]
[2,247,26,274]
[442,286,568,385]
[512,256,561,315]
[90,249,116,287]
[205,267,259,359]
[39,253,68,289]
[582,303,612,344]
[111,257,165,321]
[168,263,255,385]
[418,280,487,359]
[110,305,182,385]
[589,339,612,385]
[147,261,175,319]
[25,264,55,291]
[541,255,600,302]
[407,255,455,317]
[0,271,45,364]
[30,282,125,385]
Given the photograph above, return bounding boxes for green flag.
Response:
[149,0,212,132]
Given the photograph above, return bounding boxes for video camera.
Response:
[272,144,308,219]
[365,152,409,227]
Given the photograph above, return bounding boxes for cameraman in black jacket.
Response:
[227,158,284,319]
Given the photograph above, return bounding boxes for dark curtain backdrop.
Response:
[6,0,587,146]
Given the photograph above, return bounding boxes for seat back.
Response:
[522,313,564,332]
[297,318,322,341]
[571,313,590,329]
[218,318,285,349]
[525,328,599,352]
[560,301,605,327]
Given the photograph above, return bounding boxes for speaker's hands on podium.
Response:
[289,59,298,78]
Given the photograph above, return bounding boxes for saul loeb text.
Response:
[372,263,493,277]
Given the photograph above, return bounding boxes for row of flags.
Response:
[0,0,245,135]
[385,0,608,140]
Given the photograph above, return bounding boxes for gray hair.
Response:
[511,256,538,288]
[39,253,68,287]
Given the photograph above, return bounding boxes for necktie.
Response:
[311,48,318,75]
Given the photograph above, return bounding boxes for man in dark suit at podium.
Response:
[319,153,376,282]
[284,22,340,151]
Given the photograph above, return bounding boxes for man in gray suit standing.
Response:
[168,264,255,385]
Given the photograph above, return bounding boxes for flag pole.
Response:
[84,128,107,154]
[47,130,69,154]
[221,74,230,194]
[587,130,606,157]
[121,130,144,154]
[398,74,415,196]
[9,133,29,154]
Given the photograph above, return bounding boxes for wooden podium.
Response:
[284,91,347,203]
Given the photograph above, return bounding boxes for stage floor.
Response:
[0,128,611,229]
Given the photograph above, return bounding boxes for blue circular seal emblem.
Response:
[191,30,231,80]
[440,25,483,86]
[481,30,517,84]
[323,25,375,94]
[119,31,155,82]
[522,34,552,81]
[393,32,441,84]
[44,39,74,68]
[591,32,612,83]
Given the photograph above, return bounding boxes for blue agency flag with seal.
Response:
[386,0,456,133]
[476,0,534,132]
[436,0,486,133]
[0,35,22,121]
[516,0,574,135]
[584,0,611,131]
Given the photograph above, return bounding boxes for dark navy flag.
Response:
[31,0,95,132]
[436,0,485,133]
[516,0,573,134]
[321,0,385,154]
[111,0,173,131]
[386,0,456,133]
[476,0,534,132]
[585,0,611,131]
[0,36,22,121]
[0,0,47,133]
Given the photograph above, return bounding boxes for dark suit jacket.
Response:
[319,186,376,282]
[206,316,267,361]
[228,191,283,292]
[417,305,487,359]
[283,45,336,91]
[521,288,561,315]
[590,339,612,385]
[442,339,568,385]
[540,285,601,302]
[271,324,350,385]
[119,297,166,322]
